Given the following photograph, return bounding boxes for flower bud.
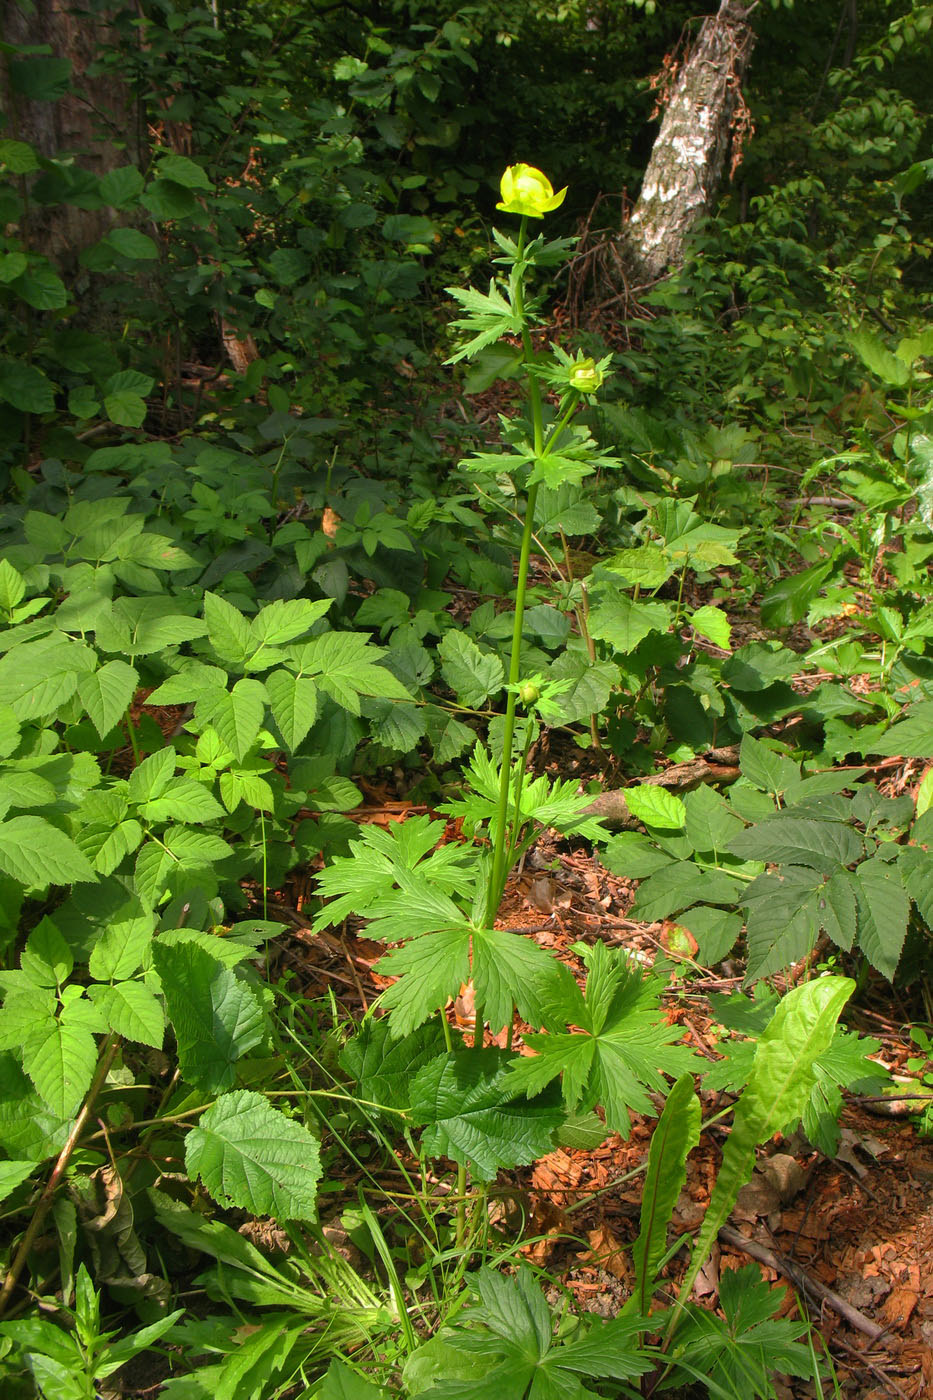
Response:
[519,681,540,705]
[497,164,567,219]
[568,358,603,394]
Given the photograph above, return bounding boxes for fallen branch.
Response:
[717,1223,886,1343]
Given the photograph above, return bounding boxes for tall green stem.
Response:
[483,219,544,933]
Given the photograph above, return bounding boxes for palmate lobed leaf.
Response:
[507,944,699,1136]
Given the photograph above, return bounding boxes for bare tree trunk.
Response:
[0,0,141,270]
[623,0,757,285]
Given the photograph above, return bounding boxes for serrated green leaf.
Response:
[437,632,504,709]
[250,598,332,648]
[588,593,670,653]
[341,1018,449,1114]
[152,941,265,1091]
[297,632,411,713]
[410,1050,563,1179]
[138,777,224,825]
[185,1089,321,1220]
[88,982,164,1048]
[690,604,731,649]
[203,591,251,664]
[854,857,910,980]
[374,927,472,1037]
[624,786,686,831]
[21,918,72,987]
[22,1005,98,1118]
[0,560,26,612]
[87,900,154,981]
[127,747,176,804]
[872,702,933,758]
[265,669,318,751]
[508,944,698,1136]
[899,843,933,925]
[0,1159,38,1204]
[631,862,743,922]
[204,679,267,761]
[743,866,823,982]
[77,660,138,740]
[163,825,232,866]
[728,815,862,874]
[0,816,95,888]
[683,784,744,852]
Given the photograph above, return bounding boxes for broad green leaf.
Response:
[163,825,234,866]
[77,660,138,740]
[899,843,933,926]
[437,632,504,709]
[737,734,799,792]
[157,152,212,189]
[203,591,251,664]
[689,604,731,649]
[759,559,835,627]
[319,1359,388,1400]
[340,1017,448,1112]
[872,702,933,757]
[80,818,143,876]
[99,165,144,206]
[104,389,147,428]
[743,866,823,982]
[10,266,67,311]
[152,940,265,1092]
[219,768,275,813]
[297,632,411,713]
[0,1159,38,1204]
[631,862,743,922]
[410,1050,563,1179]
[683,784,744,852]
[819,868,859,951]
[728,815,862,874]
[88,982,164,1048]
[138,777,224,825]
[107,227,158,260]
[854,857,910,980]
[670,978,853,1339]
[678,905,742,965]
[0,637,94,719]
[624,786,686,831]
[588,593,670,653]
[601,831,676,880]
[0,560,25,612]
[87,900,154,980]
[205,679,267,761]
[127,747,176,804]
[185,1090,321,1221]
[604,544,673,589]
[0,816,95,887]
[21,918,73,987]
[250,598,332,648]
[632,1074,701,1314]
[0,988,57,1052]
[265,669,318,750]
[850,329,910,387]
[22,1003,99,1118]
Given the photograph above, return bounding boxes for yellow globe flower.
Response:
[496,164,567,218]
[568,358,604,394]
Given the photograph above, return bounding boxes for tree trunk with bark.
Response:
[623,0,757,285]
[1,0,140,270]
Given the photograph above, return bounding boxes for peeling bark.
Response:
[623,0,757,285]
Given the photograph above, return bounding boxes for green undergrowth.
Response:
[1,1,932,1396]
